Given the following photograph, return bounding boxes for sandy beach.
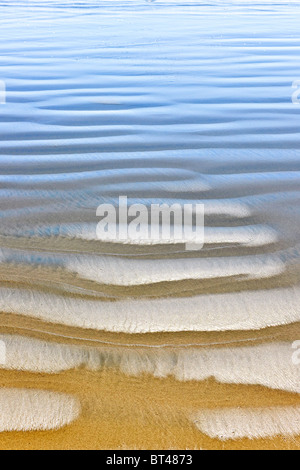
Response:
[0,0,300,451]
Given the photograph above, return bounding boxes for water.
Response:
[0,0,299,450]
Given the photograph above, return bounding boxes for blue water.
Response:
[0,1,299,330]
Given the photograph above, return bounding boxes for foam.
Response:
[0,334,299,394]
[65,251,284,286]
[0,286,299,333]
[118,342,300,394]
[0,220,277,249]
[70,223,278,248]
[0,334,92,374]
[0,199,251,221]
[193,406,300,440]
[0,191,252,218]
[0,246,285,286]
[0,388,80,432]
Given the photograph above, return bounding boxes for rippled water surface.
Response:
[0,0,299,450]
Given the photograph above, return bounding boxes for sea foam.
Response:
[193,406,300,440]
[0,286,299,332]
[0,388,80,432]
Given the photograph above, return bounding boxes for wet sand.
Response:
[0,367,299,450]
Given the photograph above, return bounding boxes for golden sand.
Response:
[0,367,299,450]
[0,322,299,450]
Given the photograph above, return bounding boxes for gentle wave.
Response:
[1,334,299,393]
[0,286,300,332]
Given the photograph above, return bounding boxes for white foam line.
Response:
[0,335,298,394]
[0,223,278,249]
[0,244,284,286]
[0,323,281,349]
[0,286,299,333]
[0,191,253,219]
[193,406,300,440]
[66,223,278,248]
[204,225,278,247]
[0,334,92,374]
[0,389,80,433]
[65,251,284,286]
[0,196,252,219]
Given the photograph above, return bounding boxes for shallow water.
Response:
[0,0,299,450]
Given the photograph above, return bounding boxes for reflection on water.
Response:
[0,0,299,450]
